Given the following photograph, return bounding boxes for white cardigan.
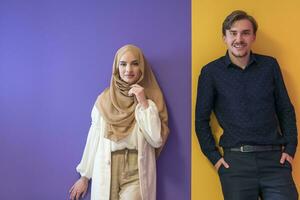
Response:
[76,100,162,200]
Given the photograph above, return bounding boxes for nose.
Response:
[236,33,243,42]
[125,64,133,72]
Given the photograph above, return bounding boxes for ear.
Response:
[222,34,227,43]
[253,34,256,42]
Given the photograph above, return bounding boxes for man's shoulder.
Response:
[202,56,226,71]
[253,53,277,63]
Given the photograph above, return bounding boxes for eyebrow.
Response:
[229,29,251,32]
[119,60,139,63]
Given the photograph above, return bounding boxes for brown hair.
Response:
[222,10,258,35]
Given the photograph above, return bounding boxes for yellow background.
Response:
[192,1,300,199]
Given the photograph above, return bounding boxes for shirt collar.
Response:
[224,51,257,68]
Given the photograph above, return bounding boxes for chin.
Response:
[232,51,248,58]
[126,80,137,85]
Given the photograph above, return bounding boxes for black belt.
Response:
[227,145,282,152]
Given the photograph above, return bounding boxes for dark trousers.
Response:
[218,150,298,200]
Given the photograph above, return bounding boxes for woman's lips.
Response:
[125,74,135,79]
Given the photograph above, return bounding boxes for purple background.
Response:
[0,1,190,199]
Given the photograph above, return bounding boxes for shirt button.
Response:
[107,160,111,165]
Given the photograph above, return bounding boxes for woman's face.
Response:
[118,51,142,84]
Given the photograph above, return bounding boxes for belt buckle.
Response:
[240,145,252,152]
[240,146,245,152]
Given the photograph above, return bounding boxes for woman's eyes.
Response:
[119,62,139,66]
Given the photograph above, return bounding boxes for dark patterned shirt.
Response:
[195,52,298,165]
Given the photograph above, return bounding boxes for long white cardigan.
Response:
[76,100,162,200]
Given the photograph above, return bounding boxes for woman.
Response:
[69,44,169,200]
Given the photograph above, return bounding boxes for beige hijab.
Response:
[96,44,169,156]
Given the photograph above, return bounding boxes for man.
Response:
[195,10,298,200]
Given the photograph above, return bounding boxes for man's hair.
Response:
[222,10,258,36]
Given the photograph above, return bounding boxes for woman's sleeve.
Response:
[76,106,101,179]
[135,99,162,148]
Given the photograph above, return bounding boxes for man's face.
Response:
[223,19,256,59]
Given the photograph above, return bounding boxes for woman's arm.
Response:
[129,84,162,147]
[69,106,101,199]
[135,99,162,148]
[75,106,101,178]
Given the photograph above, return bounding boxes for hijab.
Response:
[96,44,169,156]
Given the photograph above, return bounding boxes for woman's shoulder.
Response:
[93,87,109,106]
[97,87,110,99]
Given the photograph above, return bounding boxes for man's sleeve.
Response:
[273,59,298,157]
[195,66,222,165]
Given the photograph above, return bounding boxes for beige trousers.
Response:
[110,149,141,200]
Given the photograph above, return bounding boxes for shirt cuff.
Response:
[206,150,222,165]
[283,144,297,158]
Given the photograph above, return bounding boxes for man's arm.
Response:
[195,66,222,165]
[273,59,298,157]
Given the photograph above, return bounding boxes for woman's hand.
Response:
[69,177,89,200]
[129,84,149,109]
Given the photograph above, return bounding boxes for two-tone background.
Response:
[0,0,299,199]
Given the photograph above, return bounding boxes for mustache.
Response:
[233,42,246,45]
